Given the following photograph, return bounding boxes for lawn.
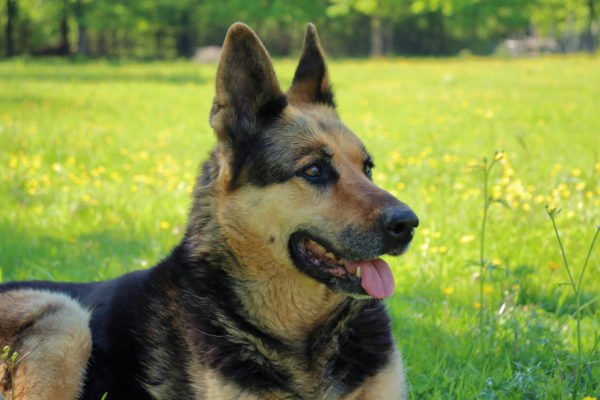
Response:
[1,56,599,399]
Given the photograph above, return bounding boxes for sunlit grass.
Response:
[1,56,599,398]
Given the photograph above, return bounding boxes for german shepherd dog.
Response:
[0,23,418,400]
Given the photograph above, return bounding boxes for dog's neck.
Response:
[233,267,348,342]
[186,234,349,343]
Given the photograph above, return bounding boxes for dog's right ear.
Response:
[210,23,286,149]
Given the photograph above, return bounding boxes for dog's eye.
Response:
[303,165,322,178]
[298,162,337,186]
[363,163,373,179]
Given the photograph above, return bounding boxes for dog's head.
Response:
[202,23,418,300]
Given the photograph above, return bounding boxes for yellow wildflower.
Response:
[474,301,482,309]
[566,210,574,218]
[570,168,581,177]
[459,235,475,244]
[443,287,454,296]
[160,221,170,230]
[548,262,561,271]
[375,173,387,183]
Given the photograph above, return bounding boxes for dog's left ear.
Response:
[287,23,335,108]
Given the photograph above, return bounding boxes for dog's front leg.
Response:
[346,350,407,400]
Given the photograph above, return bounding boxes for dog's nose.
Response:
[382,207,419,245]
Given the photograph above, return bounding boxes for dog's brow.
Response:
[321,147,333,159]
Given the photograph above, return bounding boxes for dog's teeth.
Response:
[316,245,327,253]
[325,252,335,259]
[356,267,361,277]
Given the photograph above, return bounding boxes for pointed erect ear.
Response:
[210,23,286,146]
[287,23,335,108]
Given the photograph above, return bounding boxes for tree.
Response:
[328,0,405,56]
[5,0,17,56]
[583,0,597,52]
[74,0,89,55]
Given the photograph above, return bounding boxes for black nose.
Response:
[382,207,419,248]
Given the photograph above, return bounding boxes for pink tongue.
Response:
[347,259,395,299]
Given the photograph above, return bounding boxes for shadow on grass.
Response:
[0,223,158,283]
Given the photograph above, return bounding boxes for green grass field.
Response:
[1,56,599,399]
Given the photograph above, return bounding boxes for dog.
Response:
[0,23,418,400]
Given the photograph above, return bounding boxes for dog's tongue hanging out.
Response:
[345,259,395,299]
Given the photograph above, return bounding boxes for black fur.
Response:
[228,95,289,188]
[0,239,395,399]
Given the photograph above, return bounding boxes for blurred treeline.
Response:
[1,0,598,58]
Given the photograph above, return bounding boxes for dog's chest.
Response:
[181,311,393,400]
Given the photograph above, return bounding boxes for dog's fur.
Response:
[0,23,418,400]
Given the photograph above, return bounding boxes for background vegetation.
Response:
[1,0,599,58]
[1,0,600,398]
[1,54,599,398]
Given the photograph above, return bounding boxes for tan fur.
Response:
[187,353,406,400]
[0,290,92,400]
[351,351,407,400]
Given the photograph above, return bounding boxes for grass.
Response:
[1,55,599,399]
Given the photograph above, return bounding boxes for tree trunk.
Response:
[437,9,447,54]
[5,0,17,56]
[78,24,88,55]
[583,0,596,52]
[566,13,575,53]
[370,15,383,57]
[98,31,106,57]
[176,12,193,57]
[58,0,70,55]
[74,0,88,55]
[384,18,394,55]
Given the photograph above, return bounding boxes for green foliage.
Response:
[1,345,28,400]
[1,0,598,57]
[0,56,599,397]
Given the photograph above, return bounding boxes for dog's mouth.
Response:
[289,233,395,299]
